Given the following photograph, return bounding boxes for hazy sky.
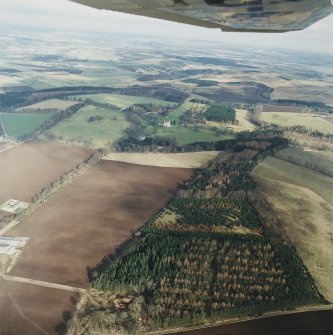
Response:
[0,0,332,54]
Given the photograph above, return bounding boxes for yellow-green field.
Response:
[253,156,333,205]
[260,111,333,134]
[155,125,234,145]
[17,99,77,111]
[1,112,55,138]
[69,94,176,108]
[235,109,256,130]
[255,177,333,302]
[276,148,333,176]
[104,151,220,168]
[253,150,333,301]
[46,105,129,148]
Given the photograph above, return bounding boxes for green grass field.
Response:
[260,112,333,134]
[47,105,130,147]
[1,113,54,138]
[69,93,176,108]
[276,148,333,176]
[253,156,333,204]
[17,99,77,111]
[155,125,234,145]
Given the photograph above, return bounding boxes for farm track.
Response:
[0,114,8,137]
[0,274,86,294]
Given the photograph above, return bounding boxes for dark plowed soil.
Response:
[8,160,192,288]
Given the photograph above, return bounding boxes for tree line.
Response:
[86,128,322,333]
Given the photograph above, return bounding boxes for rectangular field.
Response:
[7,161,193,287]
[0,279,75,335]
[155,125,234,145]
[17,99,77,111]
[262,104,312,113]
[0,141,93,205]
[1,113,54,138]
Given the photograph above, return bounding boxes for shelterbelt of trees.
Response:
[84,128,324,334]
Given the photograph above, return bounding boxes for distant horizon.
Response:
[0,0,332,55]
[1,21,333,60]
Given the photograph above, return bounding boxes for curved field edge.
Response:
[69,131,326,334]
[275,148,333,177]
[253,176,333,303]
[252,156,333,205]
[103,151,220,168]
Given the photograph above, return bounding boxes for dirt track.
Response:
[7,160,192,288]
[0,141,92,205]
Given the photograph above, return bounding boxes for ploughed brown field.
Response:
[261,104,312,113]
[0,141,92,206]
[166,309,333,335]
[0,279,75,335]
[7,160,193,287]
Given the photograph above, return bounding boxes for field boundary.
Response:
[150,304,333,335]
[1,274,86,294]
[0,149,105,235]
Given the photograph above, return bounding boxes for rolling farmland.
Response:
[0,141,92,205]
[253,151,333,302]
[46,105,130,147]
[7,161,192,287]
[0,278,76,335]
[259,111,333,134]
[69,93,176,108]
[17,98,77,111]
[1,113,54,138]
[253,156,333,205]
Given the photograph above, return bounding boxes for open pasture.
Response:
[235,109,256,130]
[0,141,92,205]
[7,161,193,287]
[1,112,54,138]
[17,99,77,111]
[259,111,333,134]
[69,93,176,108]
[156,125,234,145]
[0,278,75,335]
[276,148,333,176]
[47,105,130,147]
[254,177,333,302]
[253,156,333,205]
